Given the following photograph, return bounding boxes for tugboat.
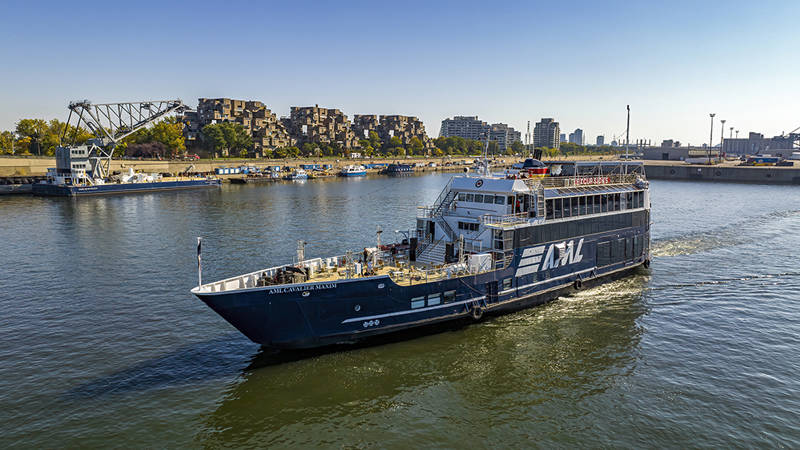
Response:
[191,153,651,349]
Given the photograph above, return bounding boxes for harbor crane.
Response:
[59,99,189,180]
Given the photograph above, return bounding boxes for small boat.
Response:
[383,163,414,175]
[340,165,367,177]
[284,168,308,180]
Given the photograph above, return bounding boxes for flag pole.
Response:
[197,237,203,287]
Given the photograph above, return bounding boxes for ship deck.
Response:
[194,257,476,294]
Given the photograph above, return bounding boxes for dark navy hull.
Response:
[196,223,650,349]
[32,179,221,196]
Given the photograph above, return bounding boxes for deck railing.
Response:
[526,173,639,189]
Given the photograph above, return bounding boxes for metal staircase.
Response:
[416,237,447,266]
[535,184,546,218]
[427,178,456,218]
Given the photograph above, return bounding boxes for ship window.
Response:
[483,195,495,204]
[411,296,425,309]
[427,294,441,306]
[502,278,512,290]
[594,195,602,214]
[601,195,608,213]
[579,196,587,215]
[443,290,456,303]
[615,194,622,211]
[572,198,579,216]
[458,192,466,201]
[494,195,505,205]
[474,194,483,203]
[553,199,562,219]
[563,198,571,217]
[466,193,474,202]
[546,200,554,219]
[507,196,513,205]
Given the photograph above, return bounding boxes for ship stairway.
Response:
[429,178,456,218]
[535,185,545,218]
[416,237,447,266]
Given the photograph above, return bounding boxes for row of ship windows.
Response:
[411,290,456,308]
[457,222,480,231]
[515,210,648,247]
[546,191,645,220]
[597,235,646,266]
[409,278,518,309]
[456,192,509,205]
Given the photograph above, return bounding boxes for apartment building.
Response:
[183,98,292,155]
[284,105,358,148]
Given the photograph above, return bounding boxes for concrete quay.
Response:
[642,161,800,185]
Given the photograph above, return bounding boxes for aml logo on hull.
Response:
[515,238,584,278]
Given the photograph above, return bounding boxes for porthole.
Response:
[354,304,361,312]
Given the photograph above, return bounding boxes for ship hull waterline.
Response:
[194,257,648,350]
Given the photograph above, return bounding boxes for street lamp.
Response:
[735,130,739,139]
[720,119,726,158]
[708,113,715,164]
[729,127,734,139]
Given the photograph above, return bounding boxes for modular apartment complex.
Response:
[183,98,293,156]
[353,115,435,149]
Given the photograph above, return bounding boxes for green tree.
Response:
[201,122,251,157]
[149,117,185,156]
[409,136,424,155]
[368,131,382,150]
[510,141,526,154]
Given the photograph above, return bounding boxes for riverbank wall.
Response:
[643,162,800,185]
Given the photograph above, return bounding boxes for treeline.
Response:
[0,119,93,156]
[2,115,613,160]
[0,117,187,158]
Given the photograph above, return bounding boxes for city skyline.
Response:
[1,0,798,146]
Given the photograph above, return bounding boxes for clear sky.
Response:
[1,0,798,146]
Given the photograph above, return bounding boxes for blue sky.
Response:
[1,0,798,145]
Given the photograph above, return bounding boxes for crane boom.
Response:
[59,99,189,181]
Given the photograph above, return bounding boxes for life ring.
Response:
[643,259,651,268]
[471,306,483,320]
[573,278,583,290]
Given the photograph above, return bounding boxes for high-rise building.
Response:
[439,116,490,141]
[183,98,293,156]
[534,118,560,149]
[568,128,584,145]
[596,135,605,146]
[488,123,522,150]
[560,133,567,143]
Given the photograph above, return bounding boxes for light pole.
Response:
[720,119,726,158]
[625,105,630,159]
[735,130,739,139]
[729,127,734,139]
[708,113,715,164]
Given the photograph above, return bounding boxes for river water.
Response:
[1,174,799,448]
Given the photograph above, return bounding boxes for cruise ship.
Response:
[191,159,651,349]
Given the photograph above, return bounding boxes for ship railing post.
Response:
[197,237,203,287]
